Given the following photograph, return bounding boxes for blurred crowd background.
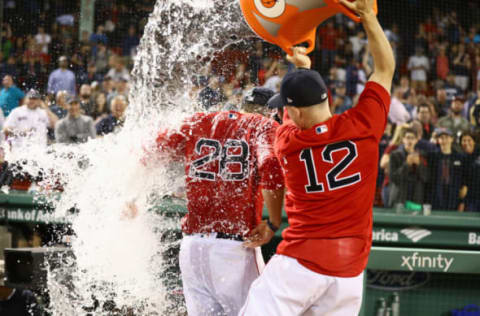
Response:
[0,0,479,212]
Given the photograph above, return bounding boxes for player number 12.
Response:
[300,141,361,193]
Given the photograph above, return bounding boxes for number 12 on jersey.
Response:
[299,141,361,193]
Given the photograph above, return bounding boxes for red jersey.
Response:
[156,111,284,236]
[274,82,391,277]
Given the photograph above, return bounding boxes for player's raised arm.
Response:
[340,0,395,92]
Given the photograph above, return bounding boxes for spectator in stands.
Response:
[437,95,470,138]
[417,103,435,140]
[380,124,409,207]
[106,56,130,82]
[465,26,480,44]
[107,76,129,105]
[96,95,127,136]
[49,90,69,119]
[435,45,449,81]
[84,63,103,85]
[389,128,428,206]
[4,89,57,150]
[55,97,96,144]
[122,25,140,57]
[92,92,109,122]
[47,56,76,96]
[262,62,287,92]
[349,30,367,60]
[1,56,18,79]
[0,75,24,117]
[101,75,115,95]
[89,25,108,46]
[34,26,51,55]
[407,47,429,91]
[332,82,352,114]
[94,42,110,75]
[79,84,94,117]
[385,23,400,43]
[444,73,462,101]
[434,87,449,118]
[389,86,411,125]
[317,20,337,71]
[470,98,480,134]
[452,43,471,92]
[459,131,480,212]
[466,81,480,121]
[428,128,467,211]
[460,132,480,212]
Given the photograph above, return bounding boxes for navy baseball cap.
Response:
[244,88,275,107]
[280,69,328,107]
[267,93,283,109]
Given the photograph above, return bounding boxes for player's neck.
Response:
[303,109,332,130]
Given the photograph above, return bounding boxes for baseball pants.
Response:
[179,234,264,316]
[239,254,364,316]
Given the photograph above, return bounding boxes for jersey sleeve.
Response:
[154,126,187,160]
[256,119,285,190]
[142,121,189,166]
[347,81,391,142]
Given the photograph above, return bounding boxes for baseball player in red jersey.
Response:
[143,88,285,316]
[239,0,395,315]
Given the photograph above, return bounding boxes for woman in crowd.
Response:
[460,131,480,212]
[92,92,109,123]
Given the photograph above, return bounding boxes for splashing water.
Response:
[5,0,252,314]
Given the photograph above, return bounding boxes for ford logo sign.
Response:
[367,270,430,291]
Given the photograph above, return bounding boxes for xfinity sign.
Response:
[401,252,454,272]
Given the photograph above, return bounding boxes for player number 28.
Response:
[190,138,249,181]
[300,141,361,193]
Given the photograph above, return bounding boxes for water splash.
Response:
[4,0,252,314]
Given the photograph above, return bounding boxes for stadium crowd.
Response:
[0,1,479,212]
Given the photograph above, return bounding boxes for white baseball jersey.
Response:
[4,105,49,149]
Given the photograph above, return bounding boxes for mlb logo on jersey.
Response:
[315,125,328,135]
[228,113,238,120]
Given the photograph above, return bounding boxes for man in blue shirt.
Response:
[47,56,76,97]
[0,75,24,117]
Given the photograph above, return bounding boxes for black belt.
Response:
[189,232,244,242]
[216,232,244,242]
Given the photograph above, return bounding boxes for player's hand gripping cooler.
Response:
[239,0,377,55]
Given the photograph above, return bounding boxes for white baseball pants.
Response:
[179,234,264,316]
[239,254,364,316]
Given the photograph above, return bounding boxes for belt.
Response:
[187,232,245,242]
[216,232,244,242]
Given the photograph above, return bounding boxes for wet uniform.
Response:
[154,110,284,316]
